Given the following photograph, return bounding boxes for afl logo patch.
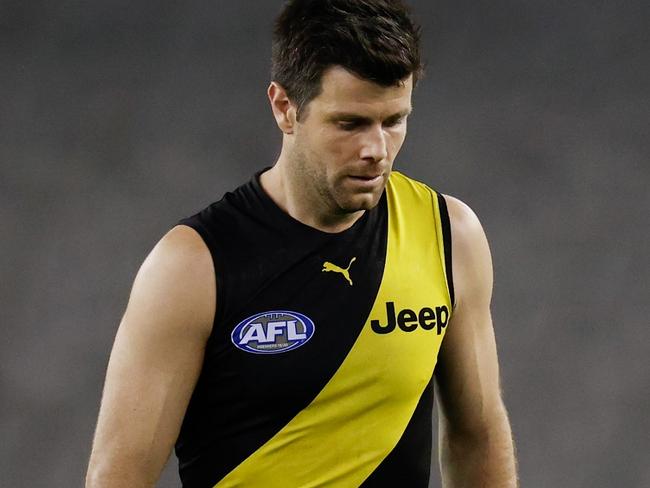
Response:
[231,311,315,354]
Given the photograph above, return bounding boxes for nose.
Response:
[359,124,388,163]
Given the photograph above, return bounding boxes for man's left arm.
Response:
[434,195,517,487]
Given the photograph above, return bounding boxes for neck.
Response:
[260,152,365,234]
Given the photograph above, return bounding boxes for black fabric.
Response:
[436,193,455,309]
[174,171,388,487]
[361,376,434,487]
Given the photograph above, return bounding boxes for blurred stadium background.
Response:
[1,0,649,486]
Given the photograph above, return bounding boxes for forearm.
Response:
[85,457,159,488]
[85,471,156,488]
[439,413,517,488]
[85,440,170,488]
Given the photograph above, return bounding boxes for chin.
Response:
[336,191,382,213]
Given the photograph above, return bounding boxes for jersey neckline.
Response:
[248,167,383,239]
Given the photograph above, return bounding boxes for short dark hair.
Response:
[272,0,423,120]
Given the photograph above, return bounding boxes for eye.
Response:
[337,120,363,131]
[383,116,406,128]
[338,122,358,131]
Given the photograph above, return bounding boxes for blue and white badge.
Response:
[231,310,315,354]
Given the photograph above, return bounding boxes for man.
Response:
[86,0,517,486]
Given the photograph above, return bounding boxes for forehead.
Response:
[310,66,413,117]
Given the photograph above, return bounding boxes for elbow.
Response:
[85,458,116,488]
[441,422,506,457]
[440,403,513,451]
[85,462,104,488]
[85,452,103,488]
[439,411,518,487]
[85,458,156,488]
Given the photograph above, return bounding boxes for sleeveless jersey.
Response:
[175,170,455,487]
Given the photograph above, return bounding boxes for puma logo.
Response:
[322,257,357,286]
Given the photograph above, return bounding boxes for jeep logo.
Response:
[371,301,449,335]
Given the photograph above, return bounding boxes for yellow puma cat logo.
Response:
[322,257,357,286]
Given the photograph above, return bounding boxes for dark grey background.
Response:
[2,0,649,486]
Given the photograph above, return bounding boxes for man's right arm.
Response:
[86,225,215,487]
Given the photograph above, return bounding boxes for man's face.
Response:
[290,66,413,215]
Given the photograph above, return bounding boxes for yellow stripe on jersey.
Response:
[216,171,452,487]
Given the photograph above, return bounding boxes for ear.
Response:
[268,82,297,134]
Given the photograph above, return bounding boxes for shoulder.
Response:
[442,195,493,308]
[127,225,216,339]
[140,225,214,286]
[443,195,486,245]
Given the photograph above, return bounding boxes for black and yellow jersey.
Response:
[176,170,455,487]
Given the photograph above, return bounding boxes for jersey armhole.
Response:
[435,193,456,310]
[177,219,223,339]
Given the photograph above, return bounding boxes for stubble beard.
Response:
[292,146,384,216]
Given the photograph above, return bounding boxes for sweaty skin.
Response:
[86,66,517,487]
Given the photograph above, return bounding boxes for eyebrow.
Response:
[327,108,413,123]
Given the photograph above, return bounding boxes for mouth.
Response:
[347,174,383,182]
[344,173,386,191]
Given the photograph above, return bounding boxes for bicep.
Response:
[88,226,215,485]
[435,196,504,436]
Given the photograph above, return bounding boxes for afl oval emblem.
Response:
[231,310,315,354]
